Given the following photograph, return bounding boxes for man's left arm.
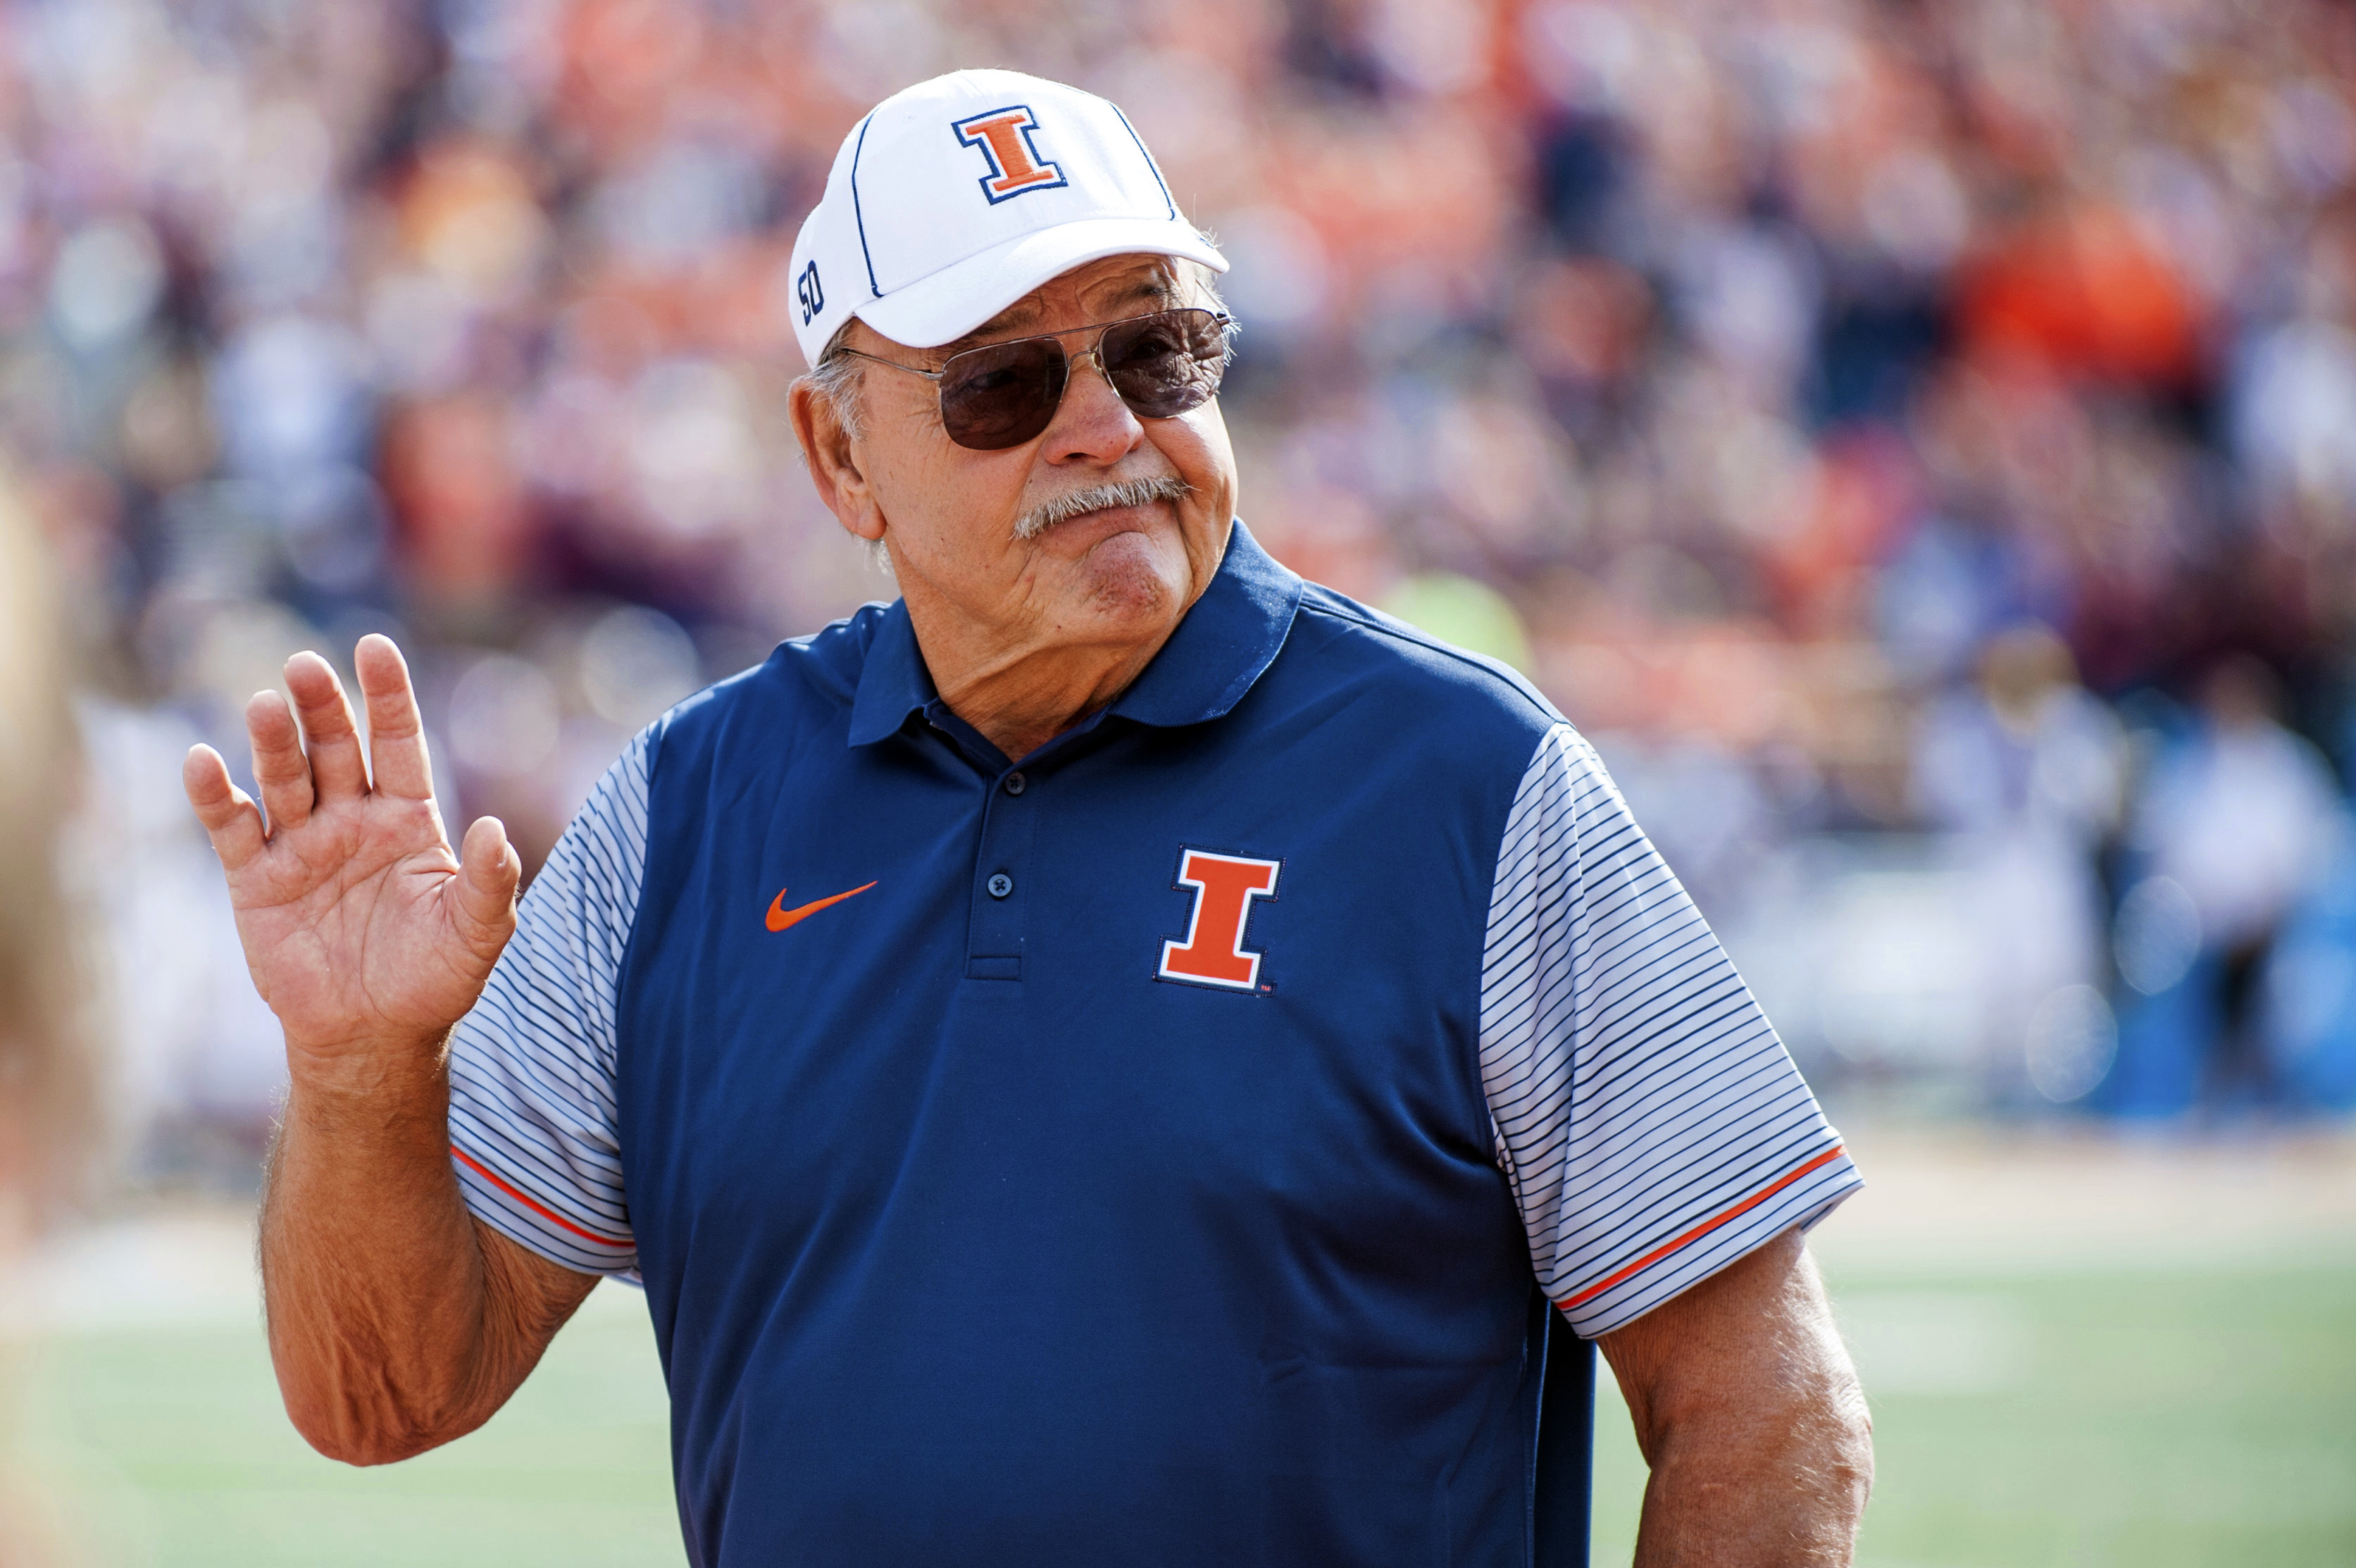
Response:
[1598,1227,1871,1567]
[1478,723,1871,1560]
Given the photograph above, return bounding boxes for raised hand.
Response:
[182,634,522,1071]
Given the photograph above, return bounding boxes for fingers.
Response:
[246,688,313,831]
[354,633,435,801]
[285,652,369,803]
[183,744,267,871]
[450,816,523,963]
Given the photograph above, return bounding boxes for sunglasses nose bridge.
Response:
[1063,330,1130,404]
[1074,342,1114,392]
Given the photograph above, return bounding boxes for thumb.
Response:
[450,815,523,962]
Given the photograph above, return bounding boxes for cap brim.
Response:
[856,217,1228,350]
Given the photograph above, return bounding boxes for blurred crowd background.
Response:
[6,0,2356,1204]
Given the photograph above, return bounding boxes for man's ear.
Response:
[789,378,885,545]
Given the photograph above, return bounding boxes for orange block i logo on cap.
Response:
[952,105,1068,204]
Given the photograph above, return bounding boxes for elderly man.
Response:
[183,70,1869,1567]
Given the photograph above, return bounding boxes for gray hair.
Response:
[1014,473,1195,540]
[794,322,886,571]
[1180,254,1226,312]
[802,321,868,444]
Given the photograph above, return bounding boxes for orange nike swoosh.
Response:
[765,881,878,933]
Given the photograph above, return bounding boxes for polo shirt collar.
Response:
[1107,520,1302,728]
[847,598,935,746]
[846,519,1303,747]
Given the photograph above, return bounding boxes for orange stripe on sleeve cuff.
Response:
[1558,1144,1847,1312]
[451,1145,632,1250]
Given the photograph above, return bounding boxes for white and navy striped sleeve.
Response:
[446,732,649,1276]
[1481,725,1860,1338]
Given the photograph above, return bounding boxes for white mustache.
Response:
[1013,475,1194,540]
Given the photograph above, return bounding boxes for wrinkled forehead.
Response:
[866,252,1208,360]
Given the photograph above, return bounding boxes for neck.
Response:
[903,598,1177,764]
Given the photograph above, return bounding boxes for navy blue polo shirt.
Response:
[449,522,1858,1567]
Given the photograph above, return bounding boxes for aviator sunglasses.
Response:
[833,307,1234,452]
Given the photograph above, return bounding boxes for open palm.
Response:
[184,636,521,1066]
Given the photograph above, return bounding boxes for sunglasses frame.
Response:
[830,307,1236,451]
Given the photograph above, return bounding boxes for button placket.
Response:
[965,771,1037,981]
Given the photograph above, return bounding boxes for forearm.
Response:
[261,1034,506,1464]
[1604,1231,1874,1567]
[1628,1362,1871,1565]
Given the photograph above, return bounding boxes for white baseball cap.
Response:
[785,69,1228,366]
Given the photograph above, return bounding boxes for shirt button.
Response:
[987,873,1014,899]
[1003,772,1027,796]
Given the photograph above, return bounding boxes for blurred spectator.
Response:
[0,473,93,1226]
[2126,656,2345,1113]
[0,474,95,1563]
[1914,626,2124,1104]
[0,0,2352,1143]
[70,694,285,1175]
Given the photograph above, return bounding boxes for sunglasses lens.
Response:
[1102,309,1228,419]
[933,310,1228,450]
[939,337,1067,450]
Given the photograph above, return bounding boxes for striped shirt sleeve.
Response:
[446,732,650,1276]
[1481,725,1860,1338]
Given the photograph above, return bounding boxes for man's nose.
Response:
[1040,347,1144,467]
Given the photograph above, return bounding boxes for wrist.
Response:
[284,1031,454,1117]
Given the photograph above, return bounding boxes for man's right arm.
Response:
[261,1035,596,1463]
[185,637,600,1462]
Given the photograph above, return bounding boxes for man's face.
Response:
[812,254,1238,669]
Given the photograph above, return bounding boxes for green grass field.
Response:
[1603,1264,2356,1567]
[9,1250,2352,1566]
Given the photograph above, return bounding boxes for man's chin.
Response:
[1066,529,1188,624]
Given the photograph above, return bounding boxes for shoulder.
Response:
[644,602,892,772]
[1267,580,1564,759]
